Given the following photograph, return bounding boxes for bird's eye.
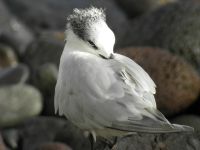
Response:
[87,40,98,50]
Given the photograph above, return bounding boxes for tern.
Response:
[55,7,193,150]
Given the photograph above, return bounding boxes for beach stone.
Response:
[118,47,200,116]
[24,30,64,69]
[24,31,62,116]
[34,63,58,115]
[0,0,34,55]
[0,64,29,85]
[17,117,90,150]
[34,63,58,93]
[3,0,128,47]
[97,132,200,150]
[36,142,72,150]
[0,44,18,68]
[0,84,42,127]
[115,0,176,17]
[123,1,200,72]
[171,115,200,132]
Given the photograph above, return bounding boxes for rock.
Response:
[0,64,29,85]
[0,44,18,68]
[2,129,19,149]
[123,1,200,72]
[171,115,200,132]
[24,30,64,69]
[118,47,200,116]
[16,117,90,150]
[23,31,62,116]
[3,0,128,47]
[96,132,200,150]
[36,142,72,150]
[0,0,34,55]
[34,63,58,93]
[115,0,176,17]
[0,84,42,127]
[34,63,58,115]
[0,133,7,150]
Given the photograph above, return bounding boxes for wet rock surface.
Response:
[118,47,200,116]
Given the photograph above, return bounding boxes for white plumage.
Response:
[54,7,193,141]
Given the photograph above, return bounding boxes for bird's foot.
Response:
[101,137,118,150]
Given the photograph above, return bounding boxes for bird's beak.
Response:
[99,51,113,59]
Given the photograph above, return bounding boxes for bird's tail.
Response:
[168,123,194,133]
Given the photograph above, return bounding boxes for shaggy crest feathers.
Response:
[67,7,106,40]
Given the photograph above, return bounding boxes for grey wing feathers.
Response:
[55,52,193,134]
[113,53,156,108]
[111,107,194,133]
[113,53,156,94]
[111,120,194,133]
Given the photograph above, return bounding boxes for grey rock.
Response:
[0,44,18,68]
[35,142,72,150]
[35,63,58,93]
[34,63,58,115]
[115,0,176,17]
[123,1,200,72]
[171,115,200,132]
[96,132,200,150]
[3,0,128,48]
[24,31,64,69]
[0,0,34,54]
[16,117,90,150]
[0,64,29,85]
[0,84,42,127]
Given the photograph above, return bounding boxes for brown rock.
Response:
[118,47,200,116]
[0,44,18,68]
[36,142,72,150]
[123,1,200,72]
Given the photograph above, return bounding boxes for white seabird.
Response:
[54,7,193,149]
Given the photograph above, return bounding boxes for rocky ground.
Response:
[0,0,200,150]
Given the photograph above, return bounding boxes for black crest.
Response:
[67,7,106,40]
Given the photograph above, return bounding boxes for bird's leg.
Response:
[89,133,94,150]
[101,137,118,149]
[111,137,118,150]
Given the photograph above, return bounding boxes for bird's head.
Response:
[65,7,115,59]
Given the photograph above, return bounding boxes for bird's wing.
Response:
[55,52,193,133]
[114,53,156,103]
